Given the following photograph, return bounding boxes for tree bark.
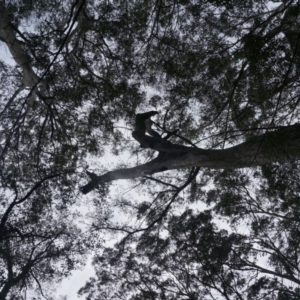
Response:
[0,1,39,87]
[80,123,300,194]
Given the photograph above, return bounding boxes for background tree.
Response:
[1,0,300,299]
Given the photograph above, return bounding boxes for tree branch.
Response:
[81,123,300,194]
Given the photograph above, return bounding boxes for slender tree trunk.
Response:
[81,123,300,194]
[0,281,13,300]
[0,2,39,87]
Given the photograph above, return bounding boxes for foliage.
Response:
[1,0,300,299]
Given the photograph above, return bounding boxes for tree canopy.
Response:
[1,0,300,299]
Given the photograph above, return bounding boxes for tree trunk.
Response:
[0,281,13,300]
[0,2,39,87]
[81,123,300,194]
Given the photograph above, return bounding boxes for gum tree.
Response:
[1,0,300,299]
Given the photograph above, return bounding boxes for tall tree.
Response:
[78,1,300,299]
[0,0,142,297]
[1,0,300,299]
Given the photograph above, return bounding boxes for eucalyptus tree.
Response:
[0,0,143,298]
[1,0,300,299]
[78,0,300,299]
